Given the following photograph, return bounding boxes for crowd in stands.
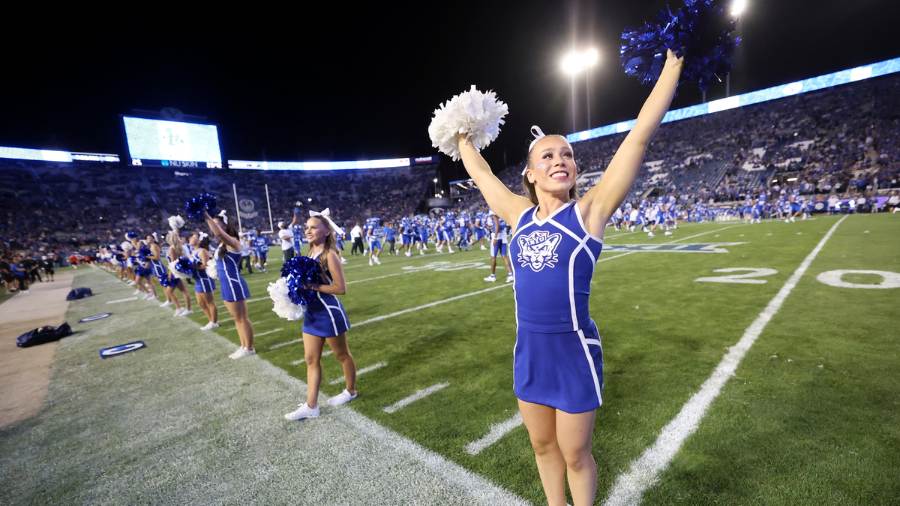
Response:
[2,73,898,294]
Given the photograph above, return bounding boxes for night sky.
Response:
[2,1,896,177]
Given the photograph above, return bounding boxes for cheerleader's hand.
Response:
[665,49,684,68]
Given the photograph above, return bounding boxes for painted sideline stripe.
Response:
[106,296,138,304]
[329,361,386,385]
[604,216,848,506]
[465,413,524,455]
[269,338,301,351]
[255,328,283,338]
[383,383,450,414]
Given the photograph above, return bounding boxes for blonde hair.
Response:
[308,216,337,276]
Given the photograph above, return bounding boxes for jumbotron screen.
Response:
[122,116,223,168]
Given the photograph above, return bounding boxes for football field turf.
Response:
[3,213,897,505]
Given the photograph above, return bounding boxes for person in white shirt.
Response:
[349,222,363,256]
[278,221,294,262]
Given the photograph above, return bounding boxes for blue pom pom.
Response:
[280,255,323,306]
[184,193,218,221]
[620,0,740,91]
[174,257,195,276]
[126,230,139,240]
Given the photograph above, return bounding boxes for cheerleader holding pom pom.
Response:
[283,210,357,421]
[205,209,256,359]
[432,51,683,505]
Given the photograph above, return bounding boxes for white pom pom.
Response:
[205,257,218,279]
[168,215,185,231]
[121,241,133,252]
[267,278,306,321]
[428,85,509,161]
[168,260,189,280]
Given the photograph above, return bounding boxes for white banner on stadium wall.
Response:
[238,198,259,219]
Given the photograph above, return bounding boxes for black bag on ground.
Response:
[66,287,93,300]
[16,323,73,348]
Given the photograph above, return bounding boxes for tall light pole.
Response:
[561,47,601,132]
[727,0,748,97]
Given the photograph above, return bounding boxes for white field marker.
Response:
[383,382,450,414]
[465,413,524,455]
[604,216,847,506]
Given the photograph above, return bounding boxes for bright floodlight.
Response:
[560,50,582,76]
[433,178,438,183]
[584,48,600,67]
[730,0,747,17]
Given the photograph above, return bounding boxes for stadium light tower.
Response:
[560,47,601,132]
[726,0,747,96]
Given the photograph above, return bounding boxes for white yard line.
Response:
[106,296,138,304]
[255,328,283,338]
[269,338,301,351]
[329,361,387,385]
[465,413,524,455]
[603,216,847,506]
[383,383,450,414]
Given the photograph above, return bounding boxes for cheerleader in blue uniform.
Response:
[147,234,179,311]
[284,211,357,421]
[189,231,219,330]
[134,241,158,301]
[163,231,193,317]
[205,210,256,359]
[456,51,682,506]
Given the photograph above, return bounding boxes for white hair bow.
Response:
[218,209,228,224]
[168,215,185,232]
[199,232,209,240]
[309,208,344,236]
[522,125,547,175]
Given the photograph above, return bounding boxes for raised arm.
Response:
[204,212,241,250]
[581,50,683,236]
[457,136,533,226]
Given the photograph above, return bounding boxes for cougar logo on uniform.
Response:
[517,231,562,272]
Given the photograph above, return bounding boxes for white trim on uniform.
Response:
[573,201,606,244]
[531,201,574,226]
[576,328,603,407]
[223,253,248,300]
[316,291,340,336]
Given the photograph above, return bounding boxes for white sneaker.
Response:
[230,347,255,360]
[144,293,155,301]
[174,308,186,317]
[480,245,487,250]
[368,258,374,266]
[201,322,220,331]
[419,250,424,255]
[374,257,381,265]
[133,289,141,295]
[506,275,514,283]
[341,258,348,264]
[284,402,319,421]
[405,251,411,257]
[327,389,358,407]
[448,247,454,253]
[484,274,497,282]
[160,301,172,308]
[664,231,672,236]
[180,308,192,316]
[647,232,655,238]
[127,280,136,286]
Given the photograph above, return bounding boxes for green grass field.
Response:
[187,213,900,504]
[3,214,898,505]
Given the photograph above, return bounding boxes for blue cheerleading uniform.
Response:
[192,250,216,294]
[216,249,250,302]
[509,201,605,413]
[302,252,351,338]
